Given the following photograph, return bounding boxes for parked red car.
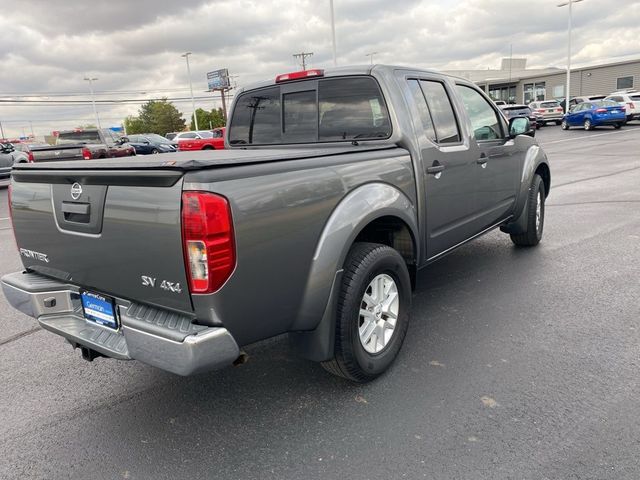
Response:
[177,128,225,151]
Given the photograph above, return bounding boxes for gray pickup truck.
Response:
[2,65,550,382]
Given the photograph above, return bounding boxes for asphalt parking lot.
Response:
[1,124,639,480]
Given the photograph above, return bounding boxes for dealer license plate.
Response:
[80,290,119,330]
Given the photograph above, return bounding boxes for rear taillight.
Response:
[557,108,563,112]
[81,148,92,160]
[595,108,607,113]
[181,191,235,294]
[27,151,34,162]
[536,109,545,113]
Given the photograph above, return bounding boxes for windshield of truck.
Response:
[229,76,391,145]
[56,131,102,145]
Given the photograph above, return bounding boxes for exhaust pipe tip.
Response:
[232,351,249,366]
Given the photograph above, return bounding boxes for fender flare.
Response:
[289,182,418,361]
[502,144,550,235]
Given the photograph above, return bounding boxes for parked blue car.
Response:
[122,134,178,154]
[561,100,626,131]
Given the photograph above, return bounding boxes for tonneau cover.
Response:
[12,145,395,171]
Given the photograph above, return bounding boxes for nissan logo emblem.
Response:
[70,182,83,200]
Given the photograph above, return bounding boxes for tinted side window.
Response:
[229,87,281,145]
[419,81,461,144]
[181,133,197,139]
[407,79,436,142]
[455,85,503,140]
[319,77,391,141]
[283,90,317,142]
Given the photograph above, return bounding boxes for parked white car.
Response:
[605,90,640,122]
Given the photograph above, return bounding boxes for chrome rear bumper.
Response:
[1,271,240,376]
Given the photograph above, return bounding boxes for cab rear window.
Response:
[229,76,392,145]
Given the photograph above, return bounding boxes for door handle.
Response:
[426,165,445,175]
[476,153,488,168]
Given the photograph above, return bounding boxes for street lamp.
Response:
[365,52,378,65]
[182,52,199,131]
[329,0,337,66]
[83,77,102,129]
[557,0,583,111]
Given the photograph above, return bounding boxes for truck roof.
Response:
[237,64,461,95]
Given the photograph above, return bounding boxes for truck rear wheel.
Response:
[510,173,545,247]
[321,242,411,382]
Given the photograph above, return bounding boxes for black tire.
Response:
[151,148,160,154]
[584,119,593,131]
[555,120,562,126]
[321,242,411,382]
[202,145,214,150]
[614,123,622,129]
[561,120,569,130]
[510,174,545,247]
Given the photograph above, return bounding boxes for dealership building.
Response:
[446,57,640,104]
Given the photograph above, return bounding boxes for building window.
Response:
[523,82,546,104]
[553,85,565,99]
[616,76,634,90]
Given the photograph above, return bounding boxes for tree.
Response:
[190,107,226,130]
[123,116,145,135]
[123,99,186,136]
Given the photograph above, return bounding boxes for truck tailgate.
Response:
[10,169,192,313]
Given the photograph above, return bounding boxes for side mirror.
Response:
[143,141,150,145]
[509,117,531,138]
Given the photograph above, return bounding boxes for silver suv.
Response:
[529,100,564,126]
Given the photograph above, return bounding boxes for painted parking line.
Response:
[543,127,640,145]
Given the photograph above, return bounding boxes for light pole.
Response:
[329,0,337,66]
[365,52,378,65]
[558,0,583,111]
[182,52,199,131]
[83,77,102,129]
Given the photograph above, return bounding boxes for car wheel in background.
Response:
[321,242,411,383]
[510,173,545,247]
[555,120,562,125]
[151,149,160,154]
[584,119,593,131]
[202,145,214,150]
[614,123,622,130]
[561,120,569,130]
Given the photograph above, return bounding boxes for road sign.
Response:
[207,69,230,90]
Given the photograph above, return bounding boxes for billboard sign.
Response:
[207,69,230,90]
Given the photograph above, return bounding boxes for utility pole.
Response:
[365,52,378,65]
[558,0,584,111]
[508,44,512,103]
[29,121,34,138]
[83,77,102,129]
[293,52,314,70]
[329,0,337,66]
[0,120,5,141]
[182,52,199,130]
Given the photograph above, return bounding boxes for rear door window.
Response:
[418,80,461,144]
[541,101,560,108]
[406,79,436,142]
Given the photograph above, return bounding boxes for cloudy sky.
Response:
[1,0,639,138]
